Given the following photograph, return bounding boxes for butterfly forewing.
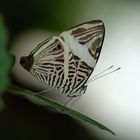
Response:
[20,20,105,97]
[60,20,105,67]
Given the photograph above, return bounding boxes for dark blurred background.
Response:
[1,0,140,140]
[0,0,101,140]
[0,0,86,41]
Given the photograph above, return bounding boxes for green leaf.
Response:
[0,15,14,93]
[7,84,116,135]
[0,14,8,48]
[0,15,14,110]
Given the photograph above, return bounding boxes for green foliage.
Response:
[0,15,13,109]
[7,84,115,135]
[0,15,8,92]
[0,14,8,48]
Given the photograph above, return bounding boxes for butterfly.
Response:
[20,20,105,97]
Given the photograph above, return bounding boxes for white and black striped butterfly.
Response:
[20,20,105,97]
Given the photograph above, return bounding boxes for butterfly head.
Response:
[20,55,34,72]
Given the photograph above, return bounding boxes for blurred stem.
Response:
[6,83,115,135]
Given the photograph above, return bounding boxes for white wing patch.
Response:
[59,20,105,67]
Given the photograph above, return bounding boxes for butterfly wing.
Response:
[28,36,70,88]
[59,20,105,68]
[20,20,105,97]
[58,20,105,96]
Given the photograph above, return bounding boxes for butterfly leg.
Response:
[64,97,74,107]
[80,85,87,95]
[32,87,54,96]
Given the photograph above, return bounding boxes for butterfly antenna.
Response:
[88,65,114,83]
[87,67,121,84]
[90,65,114,80]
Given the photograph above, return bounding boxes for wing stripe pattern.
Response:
[71,26,103,45]
[20,20,104,97]
[30,37,52,56]
[69,22,104,62]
